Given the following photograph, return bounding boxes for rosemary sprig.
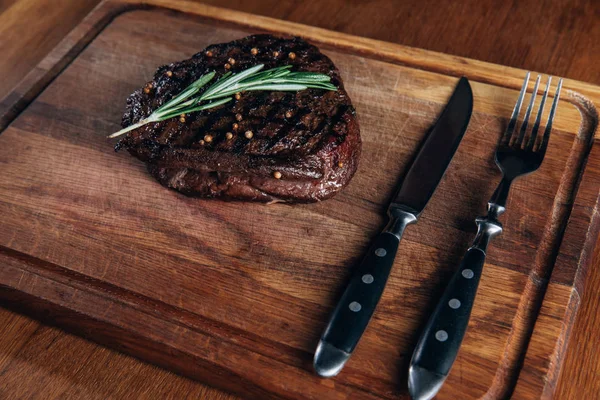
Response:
[108,64,336,138]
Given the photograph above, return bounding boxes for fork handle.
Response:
[408,217,502,400]
[409,247,485,378]
[488,176,512,216]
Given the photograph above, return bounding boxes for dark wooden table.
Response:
[0,0,599,398]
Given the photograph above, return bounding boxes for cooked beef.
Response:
[116,34,361,202]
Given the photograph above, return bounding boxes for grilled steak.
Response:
[116,34,361,202]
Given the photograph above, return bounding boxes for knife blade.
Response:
[313,77,473,378]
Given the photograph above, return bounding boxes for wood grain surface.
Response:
[0,0,99,100]
[0,0,598,399]
[0,306,236,400]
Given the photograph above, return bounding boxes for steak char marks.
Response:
[117,34,361,202]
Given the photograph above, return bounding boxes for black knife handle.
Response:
[410,247,485,376]
[321,231,400,353]
[314,209,417,377]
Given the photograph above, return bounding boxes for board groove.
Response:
[0,246,311,365]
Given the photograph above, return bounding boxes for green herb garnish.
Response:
[108,64,336,138]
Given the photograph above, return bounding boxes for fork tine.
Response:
[526,76,551,150]
[501,72,530,145]
[514,75,541,147]
[539,78,563,154]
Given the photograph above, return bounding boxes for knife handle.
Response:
[314,210,417,378]
[410,247,485,378]
[314,232,399,377]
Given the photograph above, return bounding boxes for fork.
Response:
[407,73,563,400]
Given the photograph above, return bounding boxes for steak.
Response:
[116,34,361,202]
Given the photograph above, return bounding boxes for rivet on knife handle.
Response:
[313,77,473,378]
[314,210,416,377]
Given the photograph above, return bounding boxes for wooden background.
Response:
[0,0,598,399]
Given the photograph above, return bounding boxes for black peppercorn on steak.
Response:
[115,34,361,203]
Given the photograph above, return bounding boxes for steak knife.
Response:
[313,77,473,378]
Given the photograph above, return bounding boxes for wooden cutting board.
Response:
[1,1,599,399]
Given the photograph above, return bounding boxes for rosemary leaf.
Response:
[201,83,309,101]
[304,83,337,90]
[153,97,195,116]
[154,71,215,114]
[193,71,216,87]
[240,83,310,91]
[107,115,159,138]
[157,98,232,120]
[201,64,265,99]
[153,85,197,114]
[248,65,292,82]
[286,72,332,81]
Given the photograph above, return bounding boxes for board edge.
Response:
[0,0,598,399]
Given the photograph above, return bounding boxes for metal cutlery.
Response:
[408,73,563,400]
[313,77,474,378]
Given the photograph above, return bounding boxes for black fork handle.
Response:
[488,176,512,215]
[409,193,504,400]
